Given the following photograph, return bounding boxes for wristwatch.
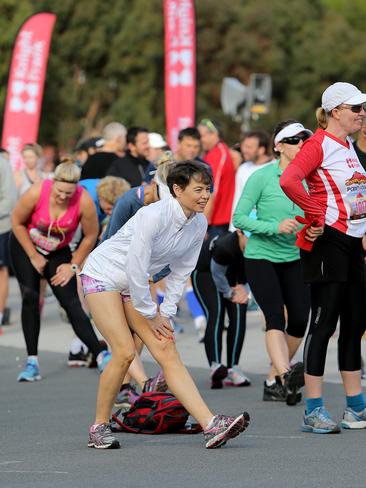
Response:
[70,263,79,273]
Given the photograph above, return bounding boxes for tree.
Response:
[1,0,366,147]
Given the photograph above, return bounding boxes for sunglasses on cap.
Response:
[280,134,310,145]
[199,118,219,133]
[338,103,366,114]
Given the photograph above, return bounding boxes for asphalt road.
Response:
[1,345,366,488]
[1,278,366,488]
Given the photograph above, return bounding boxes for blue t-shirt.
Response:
[102,186,144,241]
[79,179,104,223]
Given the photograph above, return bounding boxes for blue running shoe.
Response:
[302,406,340,434]
[97,350,111,373]
[341,407,366,429]
[17,361,41,382]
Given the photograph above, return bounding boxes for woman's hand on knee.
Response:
[147,314,175,341]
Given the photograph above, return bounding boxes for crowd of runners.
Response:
[1,81,366,449]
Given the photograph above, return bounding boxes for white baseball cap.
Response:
[274,123,312,145]
[321,82,366,112]
[149,132,168,149]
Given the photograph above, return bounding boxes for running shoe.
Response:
[86,340,108,368]
[17,360,41,382]
[224,366,251,387]
[302,406,341,434]
[1,307,11,326]
[97,350,111,373]
[204,412,250,449]
[263,380,286,402]
[114,384,139,409]
[210,363,228,389]
[283,362,304,406]
[88,423,120,449]
[263,377,302,403]
[341,407,366,429]
[68,350,88,367]
[143,369,168,393]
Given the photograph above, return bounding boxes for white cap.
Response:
[149,132,167,149]
[321,82,366,112]
[274,123,313,145]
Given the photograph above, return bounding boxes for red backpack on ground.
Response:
[111,392,202,435]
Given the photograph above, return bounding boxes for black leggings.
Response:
[304,282,365,376]
[245,258,310,338]
[192,270,247,368]
[10,233,103,357]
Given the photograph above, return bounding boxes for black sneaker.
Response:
[263,377,302,403]
[68,350,88,367]
[1,307,11,326]
[210,363,228,389]
[263,380,286,401]
[283,362,305,406]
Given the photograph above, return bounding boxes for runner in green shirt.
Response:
[233,119,311,406]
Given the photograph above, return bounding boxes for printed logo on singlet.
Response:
[345,171,366,221]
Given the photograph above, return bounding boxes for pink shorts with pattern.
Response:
[80,274,131,302]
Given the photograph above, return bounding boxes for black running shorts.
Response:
[300,225,364,283]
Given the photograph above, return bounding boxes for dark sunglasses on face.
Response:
[280,134,310,145]
[339,103,366,113]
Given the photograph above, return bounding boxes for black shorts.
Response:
[0,231,11,267]
[300,225,364,283]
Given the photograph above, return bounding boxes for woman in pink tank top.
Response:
[10,158,109,382]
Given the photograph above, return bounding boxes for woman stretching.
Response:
[11,159,110,382]
[81,161,250,449]
[233,120,311,405]
[281,82,366,432]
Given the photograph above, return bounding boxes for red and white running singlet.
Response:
[280,128,366,238]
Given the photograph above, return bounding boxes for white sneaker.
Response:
[194,315,206,342]
[224,366,251,387]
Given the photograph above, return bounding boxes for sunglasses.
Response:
[199,118,218,133]
[338,103,366,114]
[280,134,310,145]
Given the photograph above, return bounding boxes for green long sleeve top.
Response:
[233,161,303,263]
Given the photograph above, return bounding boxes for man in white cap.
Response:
[148,133,169,163]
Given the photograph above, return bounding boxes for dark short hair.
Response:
[272,119,299,156]
[166,160,212,197]
[242,130,271,154]
[127,126,149,145]
[178,127,201,142]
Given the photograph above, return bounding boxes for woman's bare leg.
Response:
[85,291,135,423]
[121,335,147,388]
[268,333,303,380]
[124,301,214,428]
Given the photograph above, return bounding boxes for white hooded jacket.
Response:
[82,195,207,319]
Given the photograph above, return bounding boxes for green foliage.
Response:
[1,0,366,147]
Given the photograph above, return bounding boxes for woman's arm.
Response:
[280,141,325,224]
[125,210,160,319]
[11,183,42,258]
[72,190,99,266]
[12,183,48,274]
[160,228,206,318]
[233,171,278,235]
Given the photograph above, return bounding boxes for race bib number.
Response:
[345,171,366,222]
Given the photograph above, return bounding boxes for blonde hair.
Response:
[54,156,81,183]
[155,151,176,184]
[22,143,43,159]
[316,107,330,129]
[96,176,131,205]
